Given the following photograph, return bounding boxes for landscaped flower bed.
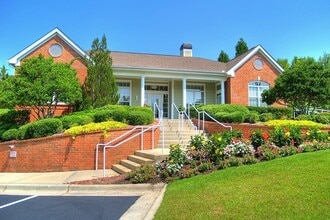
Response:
[123,122,330,184]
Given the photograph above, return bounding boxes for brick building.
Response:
[9,28,283,118]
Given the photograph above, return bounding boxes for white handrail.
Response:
[172,103,197,133]
[188,104,232,132]
[95,103,164,177]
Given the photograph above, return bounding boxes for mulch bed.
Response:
[67,174,165,185]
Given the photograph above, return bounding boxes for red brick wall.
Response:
[25,35,87,85]
[192,118,330,139]
[226,52,281,106]
[0,124,160,172]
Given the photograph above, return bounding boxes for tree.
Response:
[235,38,248,57]
[319,53,330,69]
[217,50,230,63]
[262,57,330,114]
[81,35,119,109]
[276,58,290,71]
[0,65,9,80]
[1,54,82,120]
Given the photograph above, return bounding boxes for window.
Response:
[117,81,131,105]
[216,83,221,104]
[187,84,204,105]
[248,81,269,106]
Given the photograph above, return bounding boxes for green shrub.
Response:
[0,109,30,125]
[60,115,93,129]
[197,162,213,172]
[111,109,129,122]
[126,164,156,184]
[64,121,128,137]
[244,112,259,123]
[259,113,274,122]
[250,129,266,149]
[247,106,292,119]
[19,118,63,139]
[222,112,245,123]
[296,114,314,121]
[265,120,324,129]
[199,104,250,121]
[314,113,330,124]
[93,110,114,123]
[17,118,63,140]
[127,111,153,125]
[2,128,18,141]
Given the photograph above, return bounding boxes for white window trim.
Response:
[186,83,205,105]
[117,80,132,106]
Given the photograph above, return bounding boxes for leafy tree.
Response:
[81,35,119,109]
[262,57,330,114]
[319,53,330,69]
[276,58,290,71]
[235,38,248,57]
[0,65,9,80]
[0,55,82,120]
[217,50,230,63]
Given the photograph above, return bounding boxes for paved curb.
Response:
[0,183,165,195]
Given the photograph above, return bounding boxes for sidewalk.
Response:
[0,169,166,220]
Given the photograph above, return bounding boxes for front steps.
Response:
[110,119,201,175]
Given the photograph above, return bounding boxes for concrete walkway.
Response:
[0,169,166,220]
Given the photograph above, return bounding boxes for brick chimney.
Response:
[180,43,192,57]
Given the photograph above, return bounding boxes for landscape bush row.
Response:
[0,105,154,142]
[189,104,330,124]
[126,122,330,183]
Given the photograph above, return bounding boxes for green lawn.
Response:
[154,150,330,220]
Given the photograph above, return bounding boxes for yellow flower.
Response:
[312,139,318,143]
[191,146,196,151]
[306,131,310,136]
[285,132,290,137]
[217,137,222,142]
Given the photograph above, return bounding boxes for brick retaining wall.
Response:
[0,123,160,172]
[192,118,330,139]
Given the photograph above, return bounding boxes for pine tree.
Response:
[217,50,230,63]
[0,65,9,80]
[82,35,119,109]
[235,38,248,57]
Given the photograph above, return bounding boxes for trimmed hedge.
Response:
[64,121,128,137]
[247,106,292,119]
[259,113,274,122]
[244,112,259,123]
[60,115,94,129]
[2,128,18,141]
[127,111,153,125]
[17,118,63,140]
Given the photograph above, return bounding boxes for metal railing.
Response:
[95,103,164,177]
[172,103,197,133]
[188,104,232,132]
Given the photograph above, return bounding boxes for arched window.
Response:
[248,81,269,106]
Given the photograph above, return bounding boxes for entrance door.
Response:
[145,93,168,118]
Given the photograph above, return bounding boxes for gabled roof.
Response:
[8,27,89,66]
[111,51,228,74]
[226,45,284,77]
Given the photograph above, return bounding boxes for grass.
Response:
[154,150,330,220]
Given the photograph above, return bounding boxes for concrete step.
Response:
[127,155,154,165]
[112,164,132,175]
[120,159,141,171]
[135,149,169,163]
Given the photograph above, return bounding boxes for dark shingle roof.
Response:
[110,51,227,73]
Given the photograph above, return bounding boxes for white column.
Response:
[221,80,225,104]
[171,80,174,119]
[141,76,145,106]
[182,78,187,108]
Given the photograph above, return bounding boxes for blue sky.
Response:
[1,0,330,74]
